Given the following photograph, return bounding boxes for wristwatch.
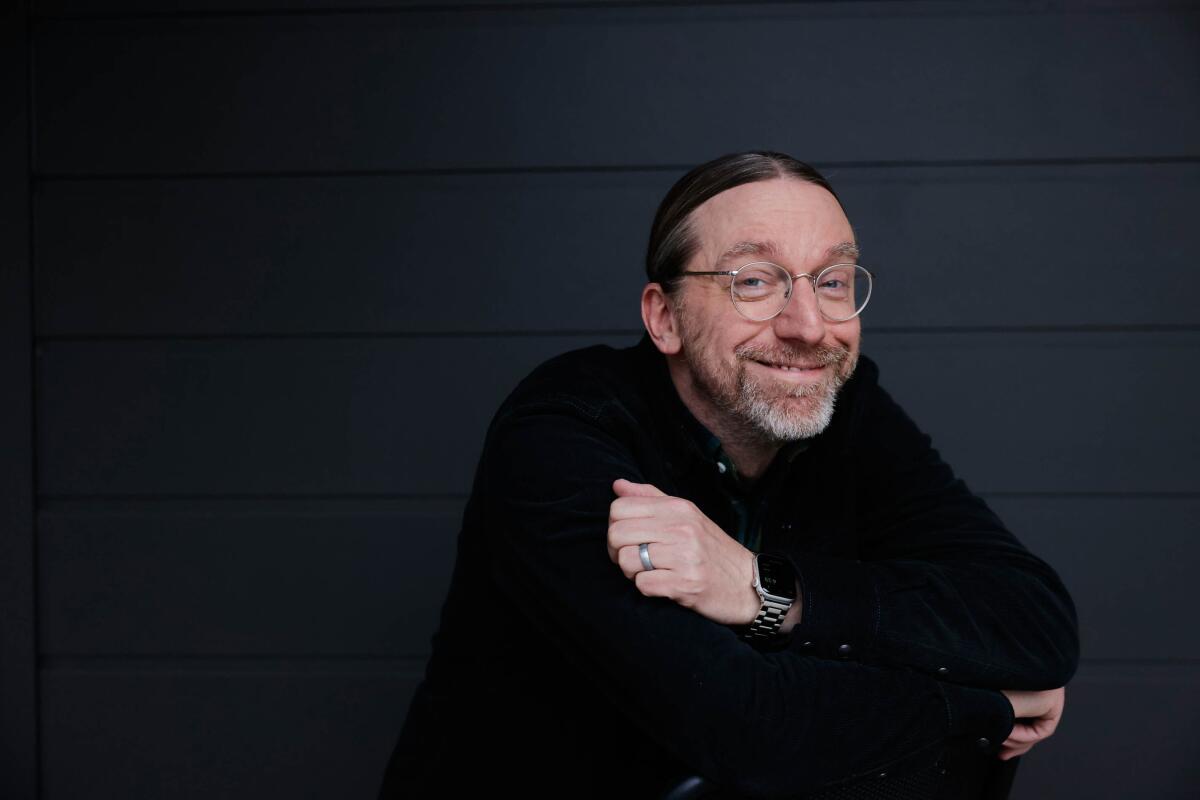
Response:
[742,552,798,642]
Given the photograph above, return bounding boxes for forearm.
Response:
[491,522,1011,798]
[769,531,1079,690]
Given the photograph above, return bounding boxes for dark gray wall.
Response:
[3,1,1198,798]
[2,4,36,799]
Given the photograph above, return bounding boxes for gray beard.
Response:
[738,368,840,441]
[686,342,856,446]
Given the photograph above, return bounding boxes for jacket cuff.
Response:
[777,551,880,662]
[936,682,1016,758]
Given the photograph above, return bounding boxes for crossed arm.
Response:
[607,476,1067,763]
[481,392,1079,796]
[604,381,1078,764]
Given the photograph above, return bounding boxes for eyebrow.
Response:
[827,241,860,261]
[714,240,781,267]
[714,239,860,268]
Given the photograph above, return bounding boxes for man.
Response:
[378,152,1079,799]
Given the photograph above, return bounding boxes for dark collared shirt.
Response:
[680,408,811,553]
[380,333,1080,799]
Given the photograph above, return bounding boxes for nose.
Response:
[770,274,827,346]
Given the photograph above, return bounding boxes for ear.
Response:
[641,282,683,355]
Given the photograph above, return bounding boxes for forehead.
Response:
[688,178,854,267]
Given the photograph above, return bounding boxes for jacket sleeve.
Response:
[775,376,1081,692]
[480,401,1015,799]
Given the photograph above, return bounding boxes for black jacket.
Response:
[379,333,1080,799]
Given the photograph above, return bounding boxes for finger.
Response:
[607,517,667,550]
[1007,711,1061,744]
[617,543,651,579]
[607,524,639,565]
[609,494,686,522]
[998,744,1031,761]
[617,542,680,578]
[1001,738,1034,756]
[609,495,662,522]
[633,568,674,599]
[609,494,696,525]
[613,478,668,498]
[615,544,636,578]
[1004,723,1042,744]
[1029,714,1060,739]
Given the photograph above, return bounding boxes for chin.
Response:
[744,387,838,442]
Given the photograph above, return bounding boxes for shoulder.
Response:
[813,351,883,454]
[832,352,954,483]
[496,338,647,423]
[843,351,882,404]
[479,340,651,505]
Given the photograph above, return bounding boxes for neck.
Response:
[715,436,778,485]
[665,355,781,483]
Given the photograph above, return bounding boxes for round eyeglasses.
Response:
[680,261,874,322]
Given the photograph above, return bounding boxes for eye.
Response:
[816,266,855,298]
[732,264,786,301]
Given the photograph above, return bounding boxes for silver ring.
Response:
[638,542,656,571]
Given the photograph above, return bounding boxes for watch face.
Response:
[758,554,798,600]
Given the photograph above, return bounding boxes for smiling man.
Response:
[656,177,863,473]
[378,152,1079,800]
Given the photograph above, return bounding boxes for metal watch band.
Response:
[743,596,792,641]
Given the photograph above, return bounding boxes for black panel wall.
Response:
[2,5,36,799]
[4,2,1198,798]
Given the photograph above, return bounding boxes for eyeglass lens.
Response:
[731,263,871,322]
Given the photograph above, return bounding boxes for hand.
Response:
[998,686,1065,760]
[607,478,760,626]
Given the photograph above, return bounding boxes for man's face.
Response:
[670,177,861,444]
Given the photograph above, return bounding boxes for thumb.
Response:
[612,478,667,497]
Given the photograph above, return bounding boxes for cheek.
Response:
[698,316,749,358]
[683,316,730,371]
[830,320,861,354]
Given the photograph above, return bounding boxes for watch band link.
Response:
[743,596,791,641]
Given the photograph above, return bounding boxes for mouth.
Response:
[751,359,829,376]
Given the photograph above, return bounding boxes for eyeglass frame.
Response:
[678,260,875,323]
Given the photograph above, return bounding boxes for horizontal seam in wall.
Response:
[29,0,1194,24]
[35,655,1200,671]
[33,491,1200,508]
[39,654,432,672]
[30,154,1200,182]
[31,324,1200,344]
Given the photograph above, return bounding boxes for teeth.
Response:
[761,361,817,371]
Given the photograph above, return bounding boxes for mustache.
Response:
[735,342,850,367]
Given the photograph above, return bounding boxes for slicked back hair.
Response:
[645,152,841,300]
